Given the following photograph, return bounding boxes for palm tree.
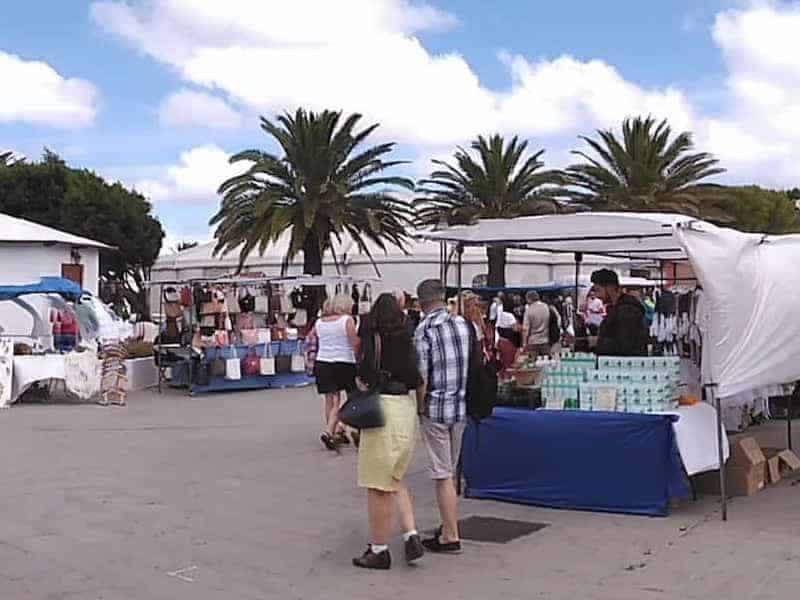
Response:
[416,134,564,287]
[565,116,726,216]
[211,109,414,276]
[0,151,19,166]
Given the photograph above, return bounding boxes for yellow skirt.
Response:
[357,394,417,492]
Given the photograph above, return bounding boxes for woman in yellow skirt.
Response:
[352,293,424,570]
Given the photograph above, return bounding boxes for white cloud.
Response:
[133,144,245,205]
[0,51,98,128]
[91,0,686,146]
[159,89,243,129]
[700,2,800,185]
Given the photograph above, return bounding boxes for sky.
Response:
[2,0,800,251]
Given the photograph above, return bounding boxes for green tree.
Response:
[415,134,564,287]
[565,116,726,218]
[723,186,800,234]
[212,109,414,277]
[0,151,164,318]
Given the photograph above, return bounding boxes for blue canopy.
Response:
[0,277,83,301]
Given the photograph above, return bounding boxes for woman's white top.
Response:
[315,315,355,363]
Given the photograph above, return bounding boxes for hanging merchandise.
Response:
[260,343,275,376]
[293,308,308,327]
[238,312,255,330]
[255,293,269,314]
[239,287,256,313]
[163,286,180,304]
[163,319,181,345]
[359,283,372,315]
[290,287,304,310]
[180,286,192,307]
[214,329,230,347]
[64,349,101,400]
[351,284,361,316]
[224,315,233,331]
[257,328,271,344]
[226,290,240,314]
[225,346,241,380]
[201,314,216,328]
[242,347,260,376]
[240,328,259,345]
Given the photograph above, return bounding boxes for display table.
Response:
[462,408,689,516]
[10,355,66,406]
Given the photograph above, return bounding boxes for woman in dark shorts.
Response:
[313,294,360,450]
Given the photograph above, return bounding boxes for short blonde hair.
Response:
[330,293,354,315]
[321,299,333,316]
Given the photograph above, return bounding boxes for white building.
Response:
[0,213,109,295]
[150,231,628,306]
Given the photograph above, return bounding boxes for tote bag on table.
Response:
[225,346,241,380]
[259,344,275,376]
[291,345,306,373]
[242,347,260,376]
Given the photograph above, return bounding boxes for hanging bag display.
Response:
[211,353,226,377]
[225,346,241,380]
[226,290,240,314]
[293,308,308,327]
[260,343,276,376]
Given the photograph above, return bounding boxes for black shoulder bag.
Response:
[338,333,386,430]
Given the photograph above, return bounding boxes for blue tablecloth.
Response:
[462,408,689,516]
[190,372,313,394]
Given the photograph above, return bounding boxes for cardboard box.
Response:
[730,437,766,468]
[762,447,800,483]
[696,465,765,497]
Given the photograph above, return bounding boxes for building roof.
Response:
[0,213,111,249]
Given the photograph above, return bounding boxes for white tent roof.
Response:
[0,213,111,249]
[418,212,695,260]
[154,229,626,271]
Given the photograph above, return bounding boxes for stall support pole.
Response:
[788,382,797,450]
[157,284,163,394]
[707,383,727,521]
[573,252,583,333]
[456,244,464,315]
[440,241,446,285]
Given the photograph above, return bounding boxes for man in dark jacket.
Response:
[590,269,648,356]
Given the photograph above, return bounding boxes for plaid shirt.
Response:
[415,308,471,425]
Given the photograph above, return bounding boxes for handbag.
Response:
[338,333,385,430]
[239,289,256,313]
[180,286,192,307]
[359,283,372,315]
[254,295,269,313]
[211,356,226,377]
[163,286,180,304]
[240,329,259,345]
[164,302,183,319]
[238,312,255,330]
[293,308,308,327]
[214,330,229,347]
[256,328,271,344]
[291,347,305,373]
[242,348,260,376]
[193,359,210,386]
[275,354,292,374]
[259,344,275,376]
[226,291,240,314]
[225,346,241,380]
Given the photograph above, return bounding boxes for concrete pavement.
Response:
[0,387,798,599]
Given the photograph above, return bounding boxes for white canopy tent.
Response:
[420,212,800,520]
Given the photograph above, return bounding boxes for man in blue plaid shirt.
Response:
[415,279,471,554]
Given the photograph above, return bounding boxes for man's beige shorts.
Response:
[420,416,467,480]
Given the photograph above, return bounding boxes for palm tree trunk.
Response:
[487,245,507,288]
[302,235,323,275]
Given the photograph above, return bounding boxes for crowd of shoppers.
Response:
[310,270,650,570]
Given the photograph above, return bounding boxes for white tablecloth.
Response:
[663,403,730,476]
[8,355,66,407]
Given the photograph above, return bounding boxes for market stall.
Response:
[421,212,800,519]
[152,275,378,395]
[0,277,120,407]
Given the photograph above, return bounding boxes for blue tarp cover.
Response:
[463,408,688,517]
[0,277,83,301]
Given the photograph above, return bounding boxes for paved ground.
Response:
[1,387,799,600]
